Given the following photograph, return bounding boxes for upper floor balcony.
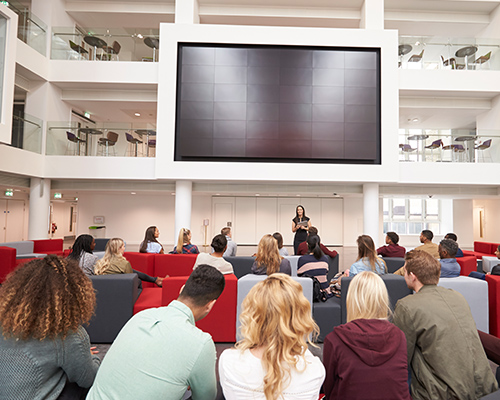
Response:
[5,0,46,56]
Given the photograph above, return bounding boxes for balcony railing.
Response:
[11,113,42,154]
[46,122,157,157]
[51,27,159,62]
[398,36,499,71]
[398,129,500,163]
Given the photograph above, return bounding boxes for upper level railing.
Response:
[11,113,42,154]
[51,27,159,62]
[399,36,499,71]
[46,122,157,157]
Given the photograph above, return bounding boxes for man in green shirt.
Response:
[394,250,498,400]
[87,265,225,400]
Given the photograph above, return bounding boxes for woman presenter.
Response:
[292,205,311,255]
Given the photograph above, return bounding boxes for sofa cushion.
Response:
[224,256,255,279]
[457,256,477,276]
[1,241,34,256]
[133,287,162,315]
[486,275,500,337]
[475,242,495,254]
[383,257,406,274]
[313,297,342,342]
[33,239,63,255]
[124,252,156,288]
[154,254,197,277]
[0,246,17,283]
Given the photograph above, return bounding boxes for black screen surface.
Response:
[175,43,381,164]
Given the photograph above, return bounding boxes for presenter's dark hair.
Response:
[179,265,225,306]
[140,226,160,253]
[211,234,227,253]
[445,233,458,242]
[421,230,434,241]
[295,204,307,219]
[68,234,94,260]
[272,232,284,249]
[440,238,458,258]
[307,235,323,260]
[386,232,399,244]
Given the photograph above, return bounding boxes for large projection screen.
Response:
[175,43,381,164]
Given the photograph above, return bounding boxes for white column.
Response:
[175,180,193,242]
[28,178,51,239]
[363,183,379,245]
[175,0,200,24]
[360,0,384,30]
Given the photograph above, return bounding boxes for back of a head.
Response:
[179,265,225,307]
[308,226,319,236]
[140,226,157,253]
[307,235,323,260]
[68,234,93,259]
[405,250,440,285]
[357,235,376,258]
[211,234,227,253]
[346,271,391,322]
[221,227,231,236]
[421,230,434,241]
[94,238,124,275]
[272,232,283,249]
[256,234,282,275]
[445,233,458,242]
[439,238,458,258]
[0,255,95,340]
[386,231,399,245]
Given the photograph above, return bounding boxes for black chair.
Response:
[93,238,110,252]
[224,256,255,278]
[383,257,406,273]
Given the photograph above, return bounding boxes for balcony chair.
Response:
[65,131,86,156]
[98,131,119,156]
[125,132,143,157]
[475,139,493,162]
[147,139,156,157]
[102,41,121,61]
[408,49,424,63]
[474,51,491,69]
[440,55,456,70]
[399,144,416,161]
[443,144,466,162]
[425,139,443,161]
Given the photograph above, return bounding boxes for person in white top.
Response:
[221,227,237,257]
[219,273,325,400]
[193,234,234,275]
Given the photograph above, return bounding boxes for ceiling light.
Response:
[131,192,136,195]
[135,113,141,117]
[137,33,143,39]
[412,118,419,122]
[415,41,421,46]
[255,193,260,196]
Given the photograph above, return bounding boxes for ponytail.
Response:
[307,235,323,260]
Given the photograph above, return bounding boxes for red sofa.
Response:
[124,252,157,288]
[33,239,64,256]
[457,256,477,276]
[0,246,17,283]
[486,275,500,337]
[463,242,500,260]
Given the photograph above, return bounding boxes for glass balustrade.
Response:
[51,27,159,62]
[398,128,500,163]
[11,113,43,153]
[399,36,500,71]
[46,122,157,157]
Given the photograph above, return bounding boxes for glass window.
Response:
[383,198,389,217]
[426,199,439,220]
[383,198,441,236]
[409,199,422,220]
[409,222,423,234]
[392,199,405,220]
[391,222,406,234]
[0,15,7,120]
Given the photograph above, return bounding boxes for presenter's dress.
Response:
[293,216,310,255]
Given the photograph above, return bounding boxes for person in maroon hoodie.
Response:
[323,271,411,400]
[296,226,338,259]
[377,232,406,258]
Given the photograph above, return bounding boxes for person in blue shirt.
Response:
[439,238,461,277]
[445,233,464,257]
[348,235,387,277]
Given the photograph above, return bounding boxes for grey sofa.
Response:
[383,257,406,273]
[0,241,46,259]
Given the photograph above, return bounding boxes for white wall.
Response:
[473,198,500,243]
[453,199,474,249]
[50,200,77,239]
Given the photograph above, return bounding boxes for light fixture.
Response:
[255,193,260,196]
[415,41,421,46]
[84,112,91,119]
[75,197,78,201]
[137,33,144,39]
[54,193,62,199]
[131,192,136,195]
[412,118,419,122]
[134,112,141,117]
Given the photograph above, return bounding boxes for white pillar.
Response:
[28,178,51,239]
[363,183,379,245]
[175,180,193,242]
[175,0,200,24]
[360,0,384,30]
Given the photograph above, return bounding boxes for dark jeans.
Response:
[57,381,88,400]
[133,269,157,283]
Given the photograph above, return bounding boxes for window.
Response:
[383,198,441,235]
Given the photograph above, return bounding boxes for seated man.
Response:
[221,227,237,257]
[444,233,464,257]
[194,234,234,275]
[414,229,439,259]
[377,231,406,258]
[438,238,460,277]
[87,265,225,400]
[394,251,497,400]
[296,226,338,258]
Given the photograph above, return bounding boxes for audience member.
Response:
[94,238,164,287]
[87,265,225,400]
[193,234,234,274]
[292,205,311,255]
[67,233,98,275]
[297,226,338,258]
[219,274,325,399]
[273,231,289,256]
[298,235,332,297]
[0,255,100,399]
[394,250,498,399]
[172,228,200,254]
[469,244,500,280]
[376,231,406,258]
[348,235,386,277]
[438,238,460,277]
[252,234,291,275]
[445,233,464,257]
[221,227,237,257]
[414,229,439,259]
[139,226,164,254]
[323,271,410,400]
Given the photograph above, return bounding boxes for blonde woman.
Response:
[251,234,291,275]
[219,274,325,399]
[323,271,410,399]
[94,238,164,287]
[172,228,199,254]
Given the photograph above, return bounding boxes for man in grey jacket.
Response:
[394,250,498,400]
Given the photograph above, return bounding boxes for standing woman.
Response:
[139,226,164,254]
[323,271,410,399]
[67,234,98,275]
[172,228,199,254]
[219,274,325,399]
[292,205,311,255]
[0,255,100,399]
[252,234,291,276]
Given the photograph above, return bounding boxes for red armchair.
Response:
[0,246,16,283]
[486,275,500,337]
[32,239,64,256]
[124,252,157,288]
[154,254,197,277]
[457,256,477,276]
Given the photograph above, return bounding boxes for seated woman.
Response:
[348,235,387,277]
[219,273,325,399]
[67,234,98,275]
[94,238,164,287]
[171,228,199,254]
[252,234,291,275]
[323,271,410,399]
[139,226,164,254]
[298,235,332,297]
[273,231,289,257]
[470,244,500,280]
[0,255,100,399]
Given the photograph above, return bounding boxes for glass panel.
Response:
[383,222,389,233]
[0,15,6,119]
[383,198,389,217]
[409,199,422,220]
[426,199,439,220]
[426,222,440,233]
[11,113,43,153]
[391,222,406,234]
[392,199,406,220]
[408,222,423,234]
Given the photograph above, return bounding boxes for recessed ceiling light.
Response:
[255,194,260,196]
[412,118,419,122]
[131,192,136,195]
[134,113,141,117]
[137,33,143,39]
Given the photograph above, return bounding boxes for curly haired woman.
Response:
[0,255,100,399]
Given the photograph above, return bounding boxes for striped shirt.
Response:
[297,254,331,294]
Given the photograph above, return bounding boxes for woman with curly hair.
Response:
[0,255,100,399]
[251,234,291,276]
[219,273,325,399]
